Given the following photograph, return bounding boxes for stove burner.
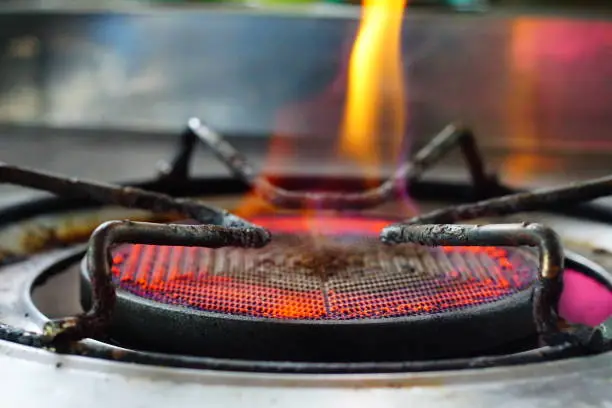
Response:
[107,216,537,320]
[1,117,612,370]
[77,215,542,361]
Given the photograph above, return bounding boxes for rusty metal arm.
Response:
[403,175,612,225]
[0,162,258,229]
[380,223,564,344]
[43,220,270,345]
[160,118,492,210]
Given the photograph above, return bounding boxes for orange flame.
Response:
[502,18,564,185]
[235,0,408,220]
[339,0,408,177]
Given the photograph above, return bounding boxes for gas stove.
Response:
[1,119,612,406]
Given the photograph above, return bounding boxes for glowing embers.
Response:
[110,216,538,320]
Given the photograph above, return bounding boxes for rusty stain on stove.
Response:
[0,249,26,267]
[246,234,429,281]
[110,348,128,360]
[12,213,178,257]
[353,378,445,389]
[592,247,612,256]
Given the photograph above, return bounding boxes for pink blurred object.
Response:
[559,269,612,326]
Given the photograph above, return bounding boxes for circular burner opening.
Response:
[81,214,542,362]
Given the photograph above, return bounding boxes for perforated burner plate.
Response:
[109,217,538,321]
[81,215,541,361]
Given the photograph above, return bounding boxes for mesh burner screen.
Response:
[109,216,538,320]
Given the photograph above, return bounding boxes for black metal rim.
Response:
[74,340,588,374]
[79,253,536,362]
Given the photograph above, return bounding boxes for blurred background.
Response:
[0,0,611,203]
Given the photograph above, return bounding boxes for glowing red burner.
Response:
[110,216,538,320]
